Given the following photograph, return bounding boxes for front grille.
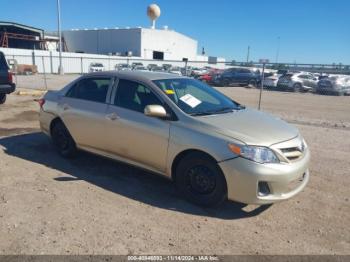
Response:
[280,146,304,161]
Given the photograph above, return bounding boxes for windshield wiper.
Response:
[190,107,233,116]
[189,111,214,116]
[210,107,235,114]
[190,105,245,117]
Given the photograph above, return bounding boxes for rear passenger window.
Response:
[238,69,251,73]
[66,78,110,103]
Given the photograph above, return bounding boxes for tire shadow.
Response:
[0,132,272,220]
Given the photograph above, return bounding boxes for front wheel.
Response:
[175,152,227,207]
[0,94,6,104]
[51,121,77,158]
[293,83,302,92]
[222,79,230,87]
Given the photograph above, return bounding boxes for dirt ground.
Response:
[0,76,349,255]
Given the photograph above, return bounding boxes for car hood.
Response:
[194,108,299,146]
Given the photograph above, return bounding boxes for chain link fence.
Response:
[2,48,349,131]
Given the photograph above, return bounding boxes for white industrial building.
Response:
[63,27,205,61]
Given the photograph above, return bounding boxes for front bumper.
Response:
[219,148,310,205]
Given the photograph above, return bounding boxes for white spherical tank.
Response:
[147,4,161,29]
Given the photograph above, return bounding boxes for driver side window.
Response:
[114,79,163,113]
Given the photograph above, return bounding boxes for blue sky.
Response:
[1,0,349,64]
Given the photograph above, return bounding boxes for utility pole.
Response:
[246,45,250,64]
[57,0,64,75]
[275,36,280,64]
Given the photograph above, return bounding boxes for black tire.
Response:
[247,79,257,88]
[0,94,6,104]
[293,83,302,92]
[175,152,227,207]
[51,121,77,158]
[222,79,230,87]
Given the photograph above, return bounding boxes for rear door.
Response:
[237,68,251,84]
[226,68,238,84]
[58,76,113,151]
[307,74,318,89]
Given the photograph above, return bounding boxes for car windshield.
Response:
[153,78,244,116]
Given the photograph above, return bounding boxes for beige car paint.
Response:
[39,71,310,204]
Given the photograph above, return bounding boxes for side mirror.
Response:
[144,105,167,118]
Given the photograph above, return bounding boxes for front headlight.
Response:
[228,144,280,164]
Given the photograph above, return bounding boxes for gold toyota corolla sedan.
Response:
[39,71,310,206]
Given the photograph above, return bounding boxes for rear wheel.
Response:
[51,121,77,158]
[0,94,6,104]
[248,79,257,88]
[175,152,227,207]
[293,83,302,92]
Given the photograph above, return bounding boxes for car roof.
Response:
[86,70,185,81]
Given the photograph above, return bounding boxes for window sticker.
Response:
[179,94,202,108]
[165,89,175,95]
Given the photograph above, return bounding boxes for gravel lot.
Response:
[0,75,349,255]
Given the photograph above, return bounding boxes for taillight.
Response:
[35,98,46,108]
[7,71,13,84]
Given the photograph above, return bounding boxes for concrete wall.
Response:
[0,47,227,74]
[141,28,198,60]
[62,28,198,61]
[63,28,142,56]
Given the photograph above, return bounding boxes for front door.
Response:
[104,79,170,173]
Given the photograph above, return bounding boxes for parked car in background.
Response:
[168,67,182,76]
[191,67,208,78]
[0,51,16,104]
[38,71,309,206]
[89,63,105,72]
[316,75,350,96]
[180,67,192,76]
[263,72,280,89]
[276,69,289,77]
[213,67,261,87]
[147,64,158,71]
[318,74,329,80]
[162,64,172,71]
[151,66,166,73]
[131,62,144,69]
[198,73,213,83]
[115,63,131,71]
[133,65,148,72]
[198,69,223,84]
[277,72,318,92]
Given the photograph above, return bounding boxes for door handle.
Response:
[105,112,119,121]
